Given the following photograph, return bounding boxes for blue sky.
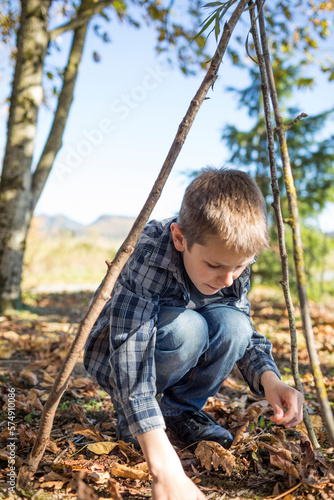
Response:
[0,7,333,230]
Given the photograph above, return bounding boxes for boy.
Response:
[84,168,303,500]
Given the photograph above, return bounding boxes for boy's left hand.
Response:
[260,371,304,428]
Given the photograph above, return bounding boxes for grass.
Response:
[21,218,334,304]
[22,221,118,290]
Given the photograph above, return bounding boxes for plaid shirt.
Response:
[84,217,280,437]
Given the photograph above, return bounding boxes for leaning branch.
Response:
[17,0,249,488]
[50,0,114,40]
[256,0,334,446]
[248,1,318,448]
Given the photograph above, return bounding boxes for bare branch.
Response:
[248,0,318,448]
[256,0,334,447]
[284,112,308,131]
[50,0,114,40]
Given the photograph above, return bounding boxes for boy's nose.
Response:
[217,271,234,288]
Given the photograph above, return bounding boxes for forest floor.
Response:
[0,287,334,500]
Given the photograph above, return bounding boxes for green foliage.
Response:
[197,1,334,82]
[252,225,334,302]
[222,57,334,219]
[197,1,239,41]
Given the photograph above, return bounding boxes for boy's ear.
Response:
[171,223,186,252]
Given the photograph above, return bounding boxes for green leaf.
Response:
[204,1,224,7]
[214,12,220,40]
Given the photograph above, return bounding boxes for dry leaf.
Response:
[72,424,105,442]
[87,441,118,455]
[46,439,61,454]
[39,471,70,483]
[69,402,90,424]
[265,447,300,479]
[108,478,123,500]
[195,441,236,476]
[231,422,249,447]
[296,415,323,439]
[0,342,15,359]
[1,330,19,341]
[77,478,99,500]
[20,368,39,386]
[40,480,65,490]
[111,462,150,480]
[18,423,37,447]
[89,471,110,484]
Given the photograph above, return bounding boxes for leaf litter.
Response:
[0,289,334,499]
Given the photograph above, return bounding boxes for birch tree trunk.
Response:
[0,1,112,313]
[0,0,51,311]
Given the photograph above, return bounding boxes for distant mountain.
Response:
[87,215,135,240]
[34,214,85,236]
[34,214,136,242]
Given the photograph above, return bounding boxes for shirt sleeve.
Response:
[230,266,281,397]
[108,249,171,437]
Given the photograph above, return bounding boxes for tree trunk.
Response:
[0,0,51,312]
[0,0,102,313]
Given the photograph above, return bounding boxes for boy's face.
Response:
[171,223,255,295]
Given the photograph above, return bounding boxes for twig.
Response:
[256,0,334,447]
[17,0,249,488]
[283,112,308,131]
[248,1,318,448]
[265,481,302,500]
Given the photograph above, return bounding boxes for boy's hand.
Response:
[152,467,206,500]
[137,428,206,500]
[260,371,304,428]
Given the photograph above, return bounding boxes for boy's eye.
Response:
[206,263,220,269]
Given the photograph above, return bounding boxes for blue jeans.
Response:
[155,304,253,416]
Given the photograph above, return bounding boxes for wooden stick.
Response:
[248,0,318,449]
[256,0,334,447]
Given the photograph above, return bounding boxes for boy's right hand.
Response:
[137,428,206,500]
[152,468,206,500]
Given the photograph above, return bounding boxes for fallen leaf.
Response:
[87,441,118,455]
[70,377,93,388]
[18,423,37,447]
[39,471,70,483]
[89,470,110,484]
[269,450,300,479]
[0,330,19,341]
[0,342,15,359]
[111,462,151,480]
[231,422,249,447]
[77,478,99,500]
[20,368,38,386]
[195,441,236,475]
[107,478,123,500]
[72,424,105,442]
[40,480,65,490]
[296,414,323,439]
[46,439,61,454]
[69,402,90,424]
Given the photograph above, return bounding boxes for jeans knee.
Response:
[221,308,252,349]
[156,308,209,356]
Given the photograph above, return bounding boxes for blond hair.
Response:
[178,167,269,256]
